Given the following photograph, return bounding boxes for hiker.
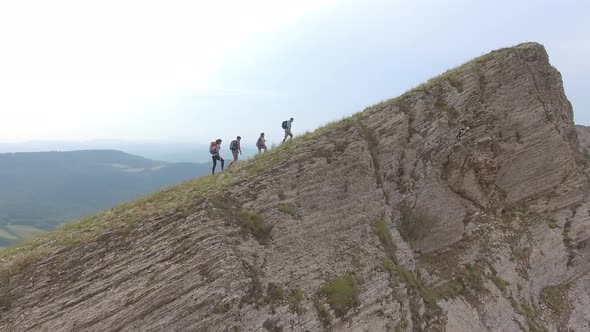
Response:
[256,132,267,153]
[282,118,294,143]
[229,136,242,166]
[210,139,224,174]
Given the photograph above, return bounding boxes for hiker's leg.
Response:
[220,157,225,171]
[258,147,261,153]
[212,157,217,174]
[282,131,288,143]
[289,131,294,140]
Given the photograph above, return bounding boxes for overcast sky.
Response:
[0,0,588,146]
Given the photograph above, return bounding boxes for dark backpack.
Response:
[281,120,288,129]
[230,140,238,151]
[209,142,217,155]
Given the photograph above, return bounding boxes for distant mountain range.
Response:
[0,140,257,163]
[0,150,209,246]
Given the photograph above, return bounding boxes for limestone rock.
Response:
[576,124,590,154]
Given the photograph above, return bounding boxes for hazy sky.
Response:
[1,0,588,146]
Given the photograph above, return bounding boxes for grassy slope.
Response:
[0,141,289,265]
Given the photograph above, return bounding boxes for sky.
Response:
[0,0,588,147]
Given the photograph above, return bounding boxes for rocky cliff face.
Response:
[1,43,589,332]
[576,125,590,153]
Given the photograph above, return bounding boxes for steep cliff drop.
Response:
[1,42,589,331]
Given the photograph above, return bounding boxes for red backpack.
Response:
[209,142,217,155]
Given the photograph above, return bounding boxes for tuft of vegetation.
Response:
[434,95,448,111]
[392,262,489,330]
[562,220,576,267]
[276,204,298,218]
[511,298,547,332]
[210,195,234,210]
[288,288,305,315]
[262,318,283,332]
[563,220,572,242]
[238,209,273,245]
[213,302,230,314]
[398,204,437,245]
[460,264,486,293]
[540,282,572,317]
[355,120,382,187]
[264,282,286,306]
[373,218,397,263]
[403,262,485,304]
[313,298,333,326]
[320,273,360,317]
[245,142,293,178]
[396,266,437,306]
[490,275,509,293]
[381,257,399,288]
[241,262,264,305]
[277,191,286,201]
[0,269,11,310]
[448,76,464,93]
[475,67,487,103]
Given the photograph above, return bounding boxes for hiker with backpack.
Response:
[256,133,267,153]
[229,136,242,166]
[210,139,224,175]
[282,118,294,143]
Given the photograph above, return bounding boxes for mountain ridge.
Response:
[1,42,589,331]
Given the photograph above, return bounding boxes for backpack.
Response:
[230,140,238,151]
[281,120,288,129]
[209,142,217,155]
[256,137,263,147]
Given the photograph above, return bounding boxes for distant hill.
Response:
[0,150,208,246]
[0,140,257,163]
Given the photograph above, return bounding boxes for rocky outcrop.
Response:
[576,125,590,153]
[1,43,589,332]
